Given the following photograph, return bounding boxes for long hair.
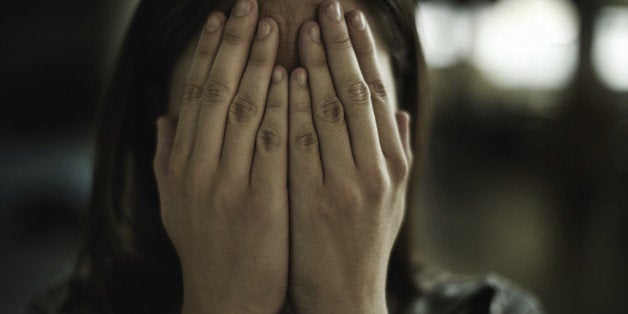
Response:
[65,0,429,312]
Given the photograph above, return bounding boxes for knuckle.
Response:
[248,54,270,68]
[195,49,214,62]
[331,33,353,51]
[401,159,411,179]
[405,145,415,166]
[364,171,391,200]
[257,125,282,151]
[316,96,344,123]
[185,167,205,190]
[160,208,171,230]
[183,83,203,102]
[266,100,285,109]
[368,79,387,100]
[344,189,362,207]
[180,100,199,113]
[293,99,311,113]
[152,157,160,172]
[345,79,370,103]
[167,164,185,190]
[294,130,318,149]
[222,30,247,46]
[389,151,410,182]
[152,158,165,180]
[153,152,168,171]
[355,42,376,58]
[203,78,231,102]
[333,187,363,216]
[229,96,259,124]
[309,57,328,70]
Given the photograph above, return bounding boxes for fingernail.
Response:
[273,67,284,83]
[351,12,366,31]
[326,1,342,21]
[258,20,271,39]
[309,25,321,43]
[296,69,307,87]
[156,117,166,135]
[235,0,252,17]
[206,13,222,32]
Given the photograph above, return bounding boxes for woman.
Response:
[29,0,543,312]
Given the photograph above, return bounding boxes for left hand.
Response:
[287,1,413,313]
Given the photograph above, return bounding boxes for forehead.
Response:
[255,0,370,31]
[176,0,387,71]
[258,0,379,70]
[169,0,397,115]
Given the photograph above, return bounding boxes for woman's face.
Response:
[167,0,398,117]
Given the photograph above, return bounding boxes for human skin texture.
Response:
[153,0,413,313]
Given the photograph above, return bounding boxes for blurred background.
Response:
[0,0,626,313]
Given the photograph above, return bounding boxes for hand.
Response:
[287,1,413,313]
[153,0,289,312]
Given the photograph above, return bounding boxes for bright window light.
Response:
[593,6,628,92]
[416,2,474,69]
[471,0,580,90]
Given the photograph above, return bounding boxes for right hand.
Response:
[152,0,288,312]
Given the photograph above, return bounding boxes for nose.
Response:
[274,25,300,73]
[258,0,319,73]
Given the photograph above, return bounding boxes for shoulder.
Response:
[402,267,544,314]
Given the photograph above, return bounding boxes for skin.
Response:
[168,0,398,116]
[153,0,413,312]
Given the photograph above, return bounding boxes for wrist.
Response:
[182,286,280,314]
[182,297,279,314]
[294,300,388,314]
[291,288,388,314]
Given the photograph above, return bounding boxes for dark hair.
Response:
[65,0,429,312]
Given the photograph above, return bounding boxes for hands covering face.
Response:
[153,0,413,312]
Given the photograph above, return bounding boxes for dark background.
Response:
[1,0,626,313]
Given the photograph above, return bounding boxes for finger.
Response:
[192,0,259,171]
[154,116,176,200]
[219,17,279,182]
[289,68,323,190]
[298,21,355,179]
[318,2,382,170]
[395,111,413,163]
[347,10,404,161]
[251,66,288,189]
[170,12,225,169]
